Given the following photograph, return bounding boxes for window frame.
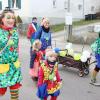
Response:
[53,0,56,8]
[8,0,21,9]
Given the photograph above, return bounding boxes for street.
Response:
[1,35,100,100]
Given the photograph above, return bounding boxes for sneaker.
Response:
[90,78,96,84]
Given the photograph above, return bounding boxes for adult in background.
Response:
[27,17,40,70]
[35,17,52,55]
[27,17,39,44]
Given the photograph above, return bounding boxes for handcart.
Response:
[58,52,90,77]
[55,48,91,77]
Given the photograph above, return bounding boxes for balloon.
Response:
[80,55,87,62]
[59,51,67,57]
[53,47,61,53]
[82,50,90,58]
[74,53,81,60]
[68,49,74,56]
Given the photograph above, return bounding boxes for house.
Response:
[0,0,100,24]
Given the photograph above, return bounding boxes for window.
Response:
[8,0,21,9]
[78,4,82,10]
[0,1,2,10]
[53,0,56,8]
[91,6,95,11]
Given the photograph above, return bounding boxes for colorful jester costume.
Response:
[37,61,61,99]
[0,26,22,88]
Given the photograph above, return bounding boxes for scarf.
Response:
[0,25,13,31]
[42,26,50,33]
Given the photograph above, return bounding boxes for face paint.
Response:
[6,15,15,20]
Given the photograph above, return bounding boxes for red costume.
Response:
[29,50,43,78]
[37,61,61,100]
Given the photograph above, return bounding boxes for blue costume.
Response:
[34,26,51,51]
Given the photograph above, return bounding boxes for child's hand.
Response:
[58,80,62,86]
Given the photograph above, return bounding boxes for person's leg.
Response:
[0,88,7,96]
[91,54,100,83]
[30,46,32,68]
[91,66,100,83]
[50,96,57,100]
[10,83,21,100]
[10,89,19,100]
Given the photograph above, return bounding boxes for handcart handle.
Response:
[89,61,97,65]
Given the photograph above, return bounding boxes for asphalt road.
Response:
[1,36,100,100]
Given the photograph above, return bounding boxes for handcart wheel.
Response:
[79,71,84,77]
[84,69,89,75]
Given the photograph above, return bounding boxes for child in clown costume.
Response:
[37,49,62,100]
[0,7,22,99]
[29,39,43,81]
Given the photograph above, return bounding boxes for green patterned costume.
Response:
[91,38,100,54]
[0,27,22,88]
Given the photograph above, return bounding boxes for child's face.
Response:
[2,12,15,28]
[37,44,41,49]
[48,55,57,62]
[33,43,41,50]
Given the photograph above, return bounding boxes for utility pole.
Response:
[66,0,72,42]
[68,0,70,12]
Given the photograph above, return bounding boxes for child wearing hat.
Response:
[37,49,62,100]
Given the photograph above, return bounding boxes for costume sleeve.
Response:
[30,51,37,68]
[35,26,42,39]
[37,67,48,99]
[56,70,61,82]
[38,67,44,86]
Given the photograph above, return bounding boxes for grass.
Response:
[50,19,100,32]
[73,19,100,27]
[50,23,65,32]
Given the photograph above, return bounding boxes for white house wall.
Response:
[29,0,65,18]
[0,0,100,24]
[84,0,100,15]
[70,0,84,20]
